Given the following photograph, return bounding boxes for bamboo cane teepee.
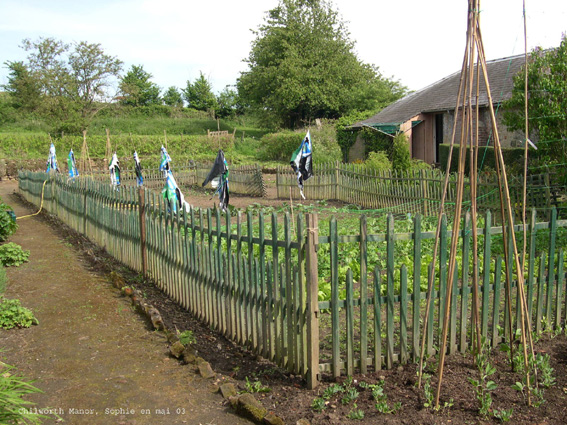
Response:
[417,0,537,409]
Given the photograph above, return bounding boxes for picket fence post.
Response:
[306,213,320,389]
[138,186,148,277]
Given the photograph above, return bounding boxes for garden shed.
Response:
[350,54,526,165]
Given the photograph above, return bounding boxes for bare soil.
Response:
[2,177,567,425]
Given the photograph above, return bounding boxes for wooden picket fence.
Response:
[88,163,266,197]
[18,171,567,388]
[277,162,564,218]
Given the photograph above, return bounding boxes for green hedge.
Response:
[439,143,526,174]
[0,132,234,163]
[260,124,341,164]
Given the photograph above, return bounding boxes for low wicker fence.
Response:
[88,163,266,197]
[277,162,565,218]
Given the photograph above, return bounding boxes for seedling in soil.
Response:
[360,380,401,414]
[243,376,271,393]
[176,330,196,347]
[347,403,365,420]
[469,342,498,417]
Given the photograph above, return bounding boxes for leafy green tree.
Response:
[162,86,184,107]
[119,65,161,107]
[503,35,567,182]
[216,86,240,118]
[183,72,217,112]
[8,37,122,132]
[237,0,406,128]
[68,41,123,116]
[2,61,42,111]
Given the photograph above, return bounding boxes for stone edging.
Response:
[109,271,288,425]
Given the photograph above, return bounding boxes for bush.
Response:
[259,122,342,164]
[410,159,433,171]
[259,131,301,161]
[391,133,411,171]
[0,204,17,243]
[0,297,38,329]
[365,151,391,172]
[0,243,30,267]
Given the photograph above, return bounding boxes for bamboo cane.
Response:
[417,5,470,389]
[434,7,477,405]
[475,19,535,406]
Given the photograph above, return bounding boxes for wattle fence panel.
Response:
[277,162,565,219]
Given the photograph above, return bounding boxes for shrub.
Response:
[0,297,39,329]
[391,133,411,171]
[410,159,433,171]
[260,122,342,164]
[0,204,17,243]
[0,243,30,267]
[259,132,303,161]
[365,151,391,172]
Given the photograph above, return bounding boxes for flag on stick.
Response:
[67,149,78,178]
[290,130,313,199]
[109,152,120,188]
[202,149,229,211]
[134,151,143,186]
[162,170,190,214]
[159,145,171,178]
[46,143,58,173]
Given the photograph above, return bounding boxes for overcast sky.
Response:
[1,0,566,95]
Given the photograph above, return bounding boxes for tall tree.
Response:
[183,72,217,112]
[9,37,122,132]
[162,86,184,107]
[216,86,240,118]
[119,65,161,107]
[68,41,123,115]
[2,61,42,111]
[503,35,567,183]
[237,0,406,128]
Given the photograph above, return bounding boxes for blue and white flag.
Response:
[67,149,78,178]
[134,151,143,186]
[162,170,190,214]
[290,130,313,199]
[46,143,58,173]
[109,152,120,188]
[159,146,171,178]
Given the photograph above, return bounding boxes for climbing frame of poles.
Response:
[417,0,538,408]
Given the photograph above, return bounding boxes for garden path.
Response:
[0,180,252,425]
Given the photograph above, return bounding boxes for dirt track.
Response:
[0,179,252,425]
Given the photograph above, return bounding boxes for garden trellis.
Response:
[18,171,567,389]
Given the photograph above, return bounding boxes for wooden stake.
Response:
[306,213,319,389]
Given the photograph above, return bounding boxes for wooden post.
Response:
[105,128,112,170]
[138,187,148,277]
[306,213,319,389]
[334,161,340,201]
[421,169,429,216]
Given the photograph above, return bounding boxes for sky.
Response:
[1,0,566,96]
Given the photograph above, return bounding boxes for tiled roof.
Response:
[353,54,525,127]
